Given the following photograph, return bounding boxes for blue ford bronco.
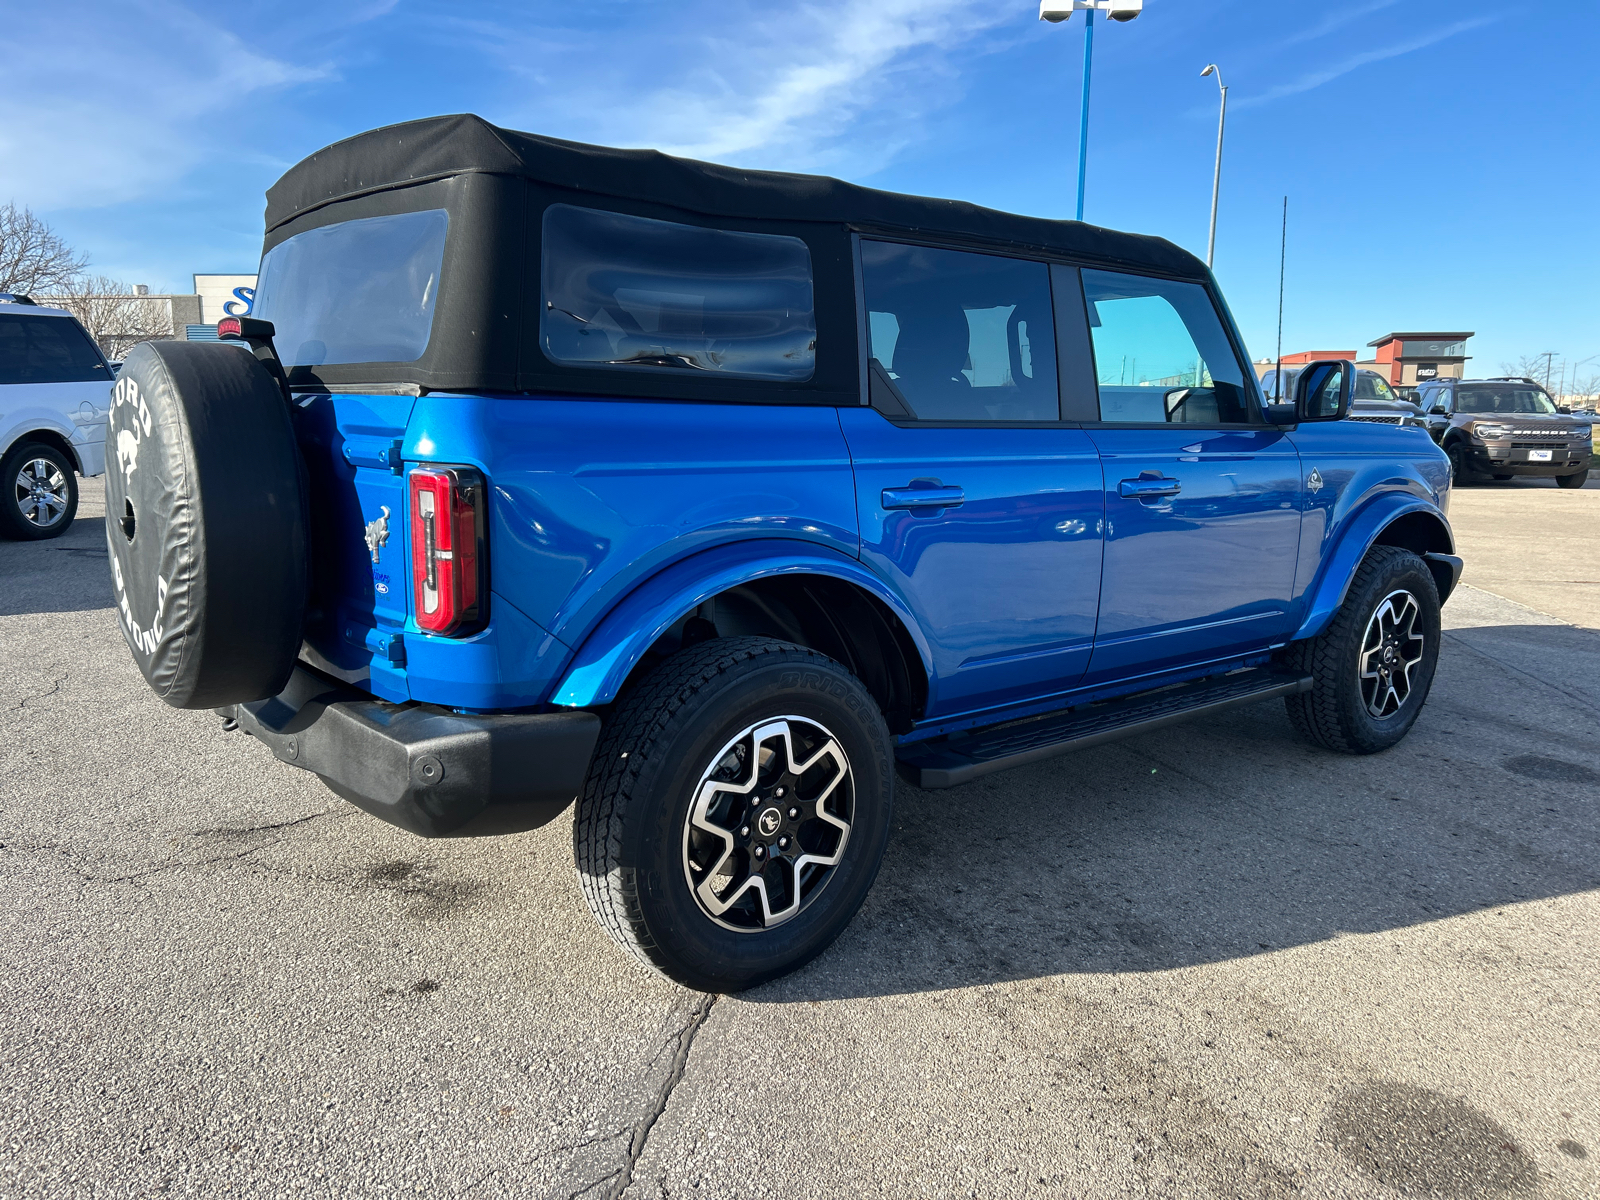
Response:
[106,115,1460,991]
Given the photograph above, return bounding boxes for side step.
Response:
[897,668,1312,789]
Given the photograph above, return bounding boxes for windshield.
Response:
[253,209,448,366]
[1455,384,1558,415]
[1354,373,1397,402]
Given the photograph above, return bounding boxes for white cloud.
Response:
[1237,15,1499,109]
[0,1,330,211]
[463,0,1025,177]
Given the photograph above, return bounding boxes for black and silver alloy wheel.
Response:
[1357,590,1425,718]
[576,637,894,992]
[1282,544,1442,754]
[0,441,78,541]
[16,457,70,530]
[684,717,852,931]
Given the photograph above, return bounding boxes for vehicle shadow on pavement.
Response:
[0,516,114,616]
[753,618,1600,1002]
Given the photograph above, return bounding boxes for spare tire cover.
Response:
[104,341,306,709]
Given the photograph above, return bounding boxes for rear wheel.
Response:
[574,637,894,992]
[1557,469,1589,489]
[0,441,77,540]
[1282,545,1441,754]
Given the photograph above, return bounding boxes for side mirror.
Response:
[1293,360,1353,422]
[1428,404,1448,415]
[1557,404,1572,414]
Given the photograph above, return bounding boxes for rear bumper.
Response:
[221,665,601,837]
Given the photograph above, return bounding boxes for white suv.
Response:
[0,294,112,539]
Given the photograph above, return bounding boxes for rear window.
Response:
[541,204,815,382]
[252,209,448,367]
[0,313,108,385]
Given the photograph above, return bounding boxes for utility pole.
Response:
[1542,351,1558,394]
[1201,65,1228,269]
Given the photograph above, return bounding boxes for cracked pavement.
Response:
[2,478,1597,1199]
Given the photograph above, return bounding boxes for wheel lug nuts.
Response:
[788,807,799,819]
[739,825,749,837]
[749,796,760,807]
[774,786,785,798]
[753,845,765,860]
[778,836,789,850]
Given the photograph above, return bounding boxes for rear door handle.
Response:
[881,484,965,510]
[1117,476,1181,499]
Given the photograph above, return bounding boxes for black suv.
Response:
[1416,378,1592,488]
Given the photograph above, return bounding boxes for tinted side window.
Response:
[254,208,449,366]
[860,240,1058,422]
[1081,269,1251,424]
[542,204,815,382]
[0,314,108,385]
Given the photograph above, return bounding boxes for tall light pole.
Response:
[1040,2,1144,222]
[1200,64,1228,269]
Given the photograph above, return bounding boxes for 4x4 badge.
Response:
[364,506,391,563]
[1307,468,1324,493]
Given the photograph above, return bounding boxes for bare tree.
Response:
[39,276,175,360]
[0,204,88,295]
[1498,355,1548,382]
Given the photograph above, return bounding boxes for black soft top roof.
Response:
[265,113,1206,279]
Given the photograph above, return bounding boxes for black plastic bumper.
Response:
[221,665,601,837]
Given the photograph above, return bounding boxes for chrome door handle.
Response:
[1117,476,1181,499]
[881,484,965,510]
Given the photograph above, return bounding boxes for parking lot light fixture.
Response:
[1040,1,1144,221]
[1201,64,1227,269]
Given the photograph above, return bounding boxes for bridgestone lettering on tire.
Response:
[574,637,894,992]
[1282,545,1442,754]
[104,341,307,709]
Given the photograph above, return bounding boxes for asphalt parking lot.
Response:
[3,476,1597,1200]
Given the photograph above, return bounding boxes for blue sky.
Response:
[4,0,1596,381]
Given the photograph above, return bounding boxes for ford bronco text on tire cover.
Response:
[106,115,1462,992]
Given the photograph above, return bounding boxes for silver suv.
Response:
[0,295,112,538]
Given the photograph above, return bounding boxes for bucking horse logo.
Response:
[364,506,391,564]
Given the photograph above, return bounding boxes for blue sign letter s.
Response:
[222,286,255,317]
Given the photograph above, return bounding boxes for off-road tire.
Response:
[1446,442,1474,484]
[574,637,894,992]
[0,441,78,540]
[1281,545,1442,754]
[1557,469,1589,489]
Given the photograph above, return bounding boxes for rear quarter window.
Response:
[541,204,816,382]
[0,314,108,385]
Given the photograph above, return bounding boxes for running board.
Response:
[897,668,1312,789]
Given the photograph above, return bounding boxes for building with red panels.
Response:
[1362,332,1473,387]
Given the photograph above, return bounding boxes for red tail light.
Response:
[409,466,485,635]
[216,316,242,339]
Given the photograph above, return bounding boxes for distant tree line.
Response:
[0,203,176,359]
[1498,353,1599,404]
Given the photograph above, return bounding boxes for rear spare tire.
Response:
[104,340,306,709]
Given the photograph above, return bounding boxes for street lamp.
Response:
[1040,1,1144,222]
[1200,64,1228,269]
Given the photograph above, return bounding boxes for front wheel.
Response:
[1557,469,1589,489]
[1446,442,1474,485]
[0,441,78,540]
[1281,545,1442,754]
[574,638,894,992]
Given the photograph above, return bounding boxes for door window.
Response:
[860,240,1059,422]
[1081,269,1251,424]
